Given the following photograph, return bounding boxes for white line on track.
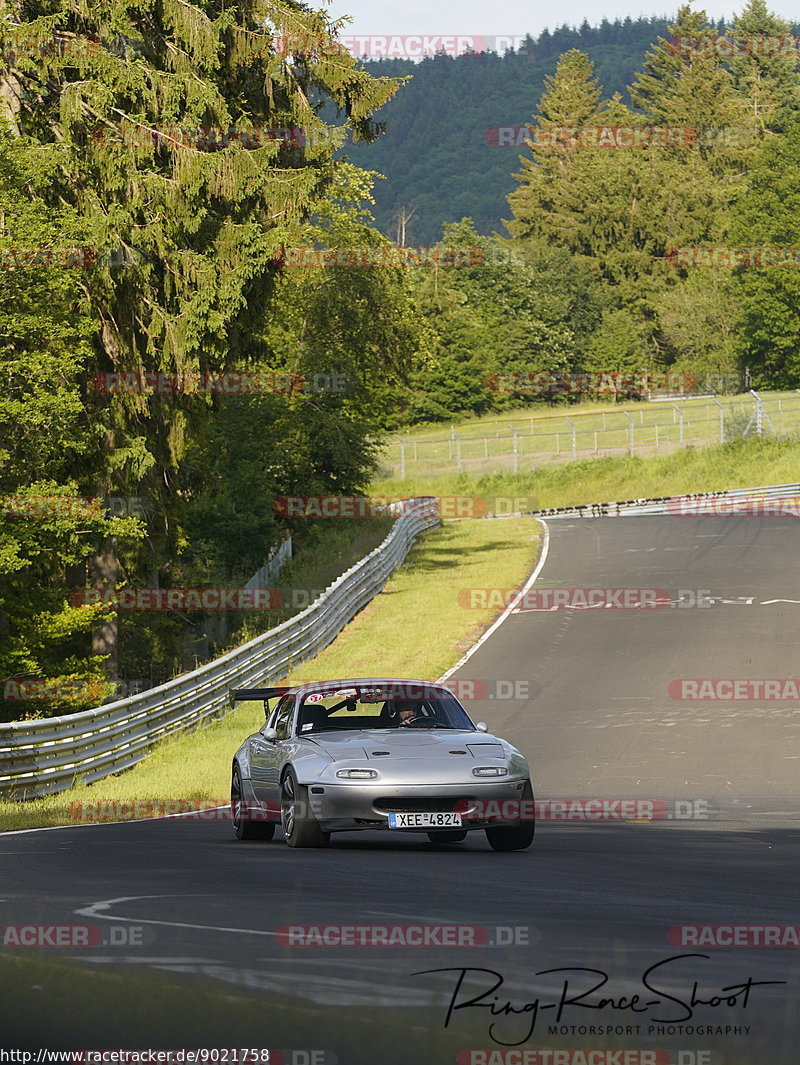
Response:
[75,894,280,937]
[438,519,550,683]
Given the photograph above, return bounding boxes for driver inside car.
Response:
[396,702,425,727]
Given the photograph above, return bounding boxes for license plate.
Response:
[388,811,462,829]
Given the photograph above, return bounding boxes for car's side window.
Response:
[274,696,296,741]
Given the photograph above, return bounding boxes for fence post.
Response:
[508,425,518,473]
[711,396,724,444]
[455,434,461,473]
[566,416,577,461]
[673,403,684,446]
[621,410,634,456]
[395,436,406,480]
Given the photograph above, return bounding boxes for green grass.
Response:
[371,435,800,513]
[0,516,540,832]
[218,515,395,650]
[377,390,800,480]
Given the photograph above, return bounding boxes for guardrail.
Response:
[0,498,440,801]
[531,482,800,519]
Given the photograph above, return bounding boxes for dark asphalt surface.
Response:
[2,516,798,1064]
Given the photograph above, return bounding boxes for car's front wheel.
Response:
[231,766,275,841]
[281,768,330,848]
[427,830,467,844]
[485,781,535,852]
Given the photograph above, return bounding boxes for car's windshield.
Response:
[295,684,474,735]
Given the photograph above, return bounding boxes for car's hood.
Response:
[308,729,507,760]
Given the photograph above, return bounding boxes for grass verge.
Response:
[0,516,540,832]
[372,435,800,512]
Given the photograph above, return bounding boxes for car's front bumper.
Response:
[305,778,531,832]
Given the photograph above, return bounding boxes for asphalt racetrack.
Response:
[2,516,798,1064]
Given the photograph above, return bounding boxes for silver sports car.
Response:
[229,678,534,850]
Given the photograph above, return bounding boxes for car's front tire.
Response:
[427,830,467,844]
[281,768,330,848]
[231,766,275,841]
[485,780,535,852]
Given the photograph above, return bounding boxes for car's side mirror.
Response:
[475,721,489,733]
[262,727,278,742]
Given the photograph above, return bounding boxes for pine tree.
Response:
[630,4,743,164]
[726,0,800,129]
[505,50,605,250]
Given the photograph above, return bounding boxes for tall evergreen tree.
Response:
[505,50,605,250]
[727,0,800,124]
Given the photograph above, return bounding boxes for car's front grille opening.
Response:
[374,797,477,814]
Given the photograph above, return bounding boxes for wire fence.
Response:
[379,391,800,480]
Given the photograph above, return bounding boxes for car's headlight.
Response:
[336,768,378,779]
[473,766,508,777]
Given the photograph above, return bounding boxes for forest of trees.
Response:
[2,0,800,718]
[346,13,800,243]
[393,2,800,421]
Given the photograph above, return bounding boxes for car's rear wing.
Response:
[229,686,292,716]
[230,687,291,703]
